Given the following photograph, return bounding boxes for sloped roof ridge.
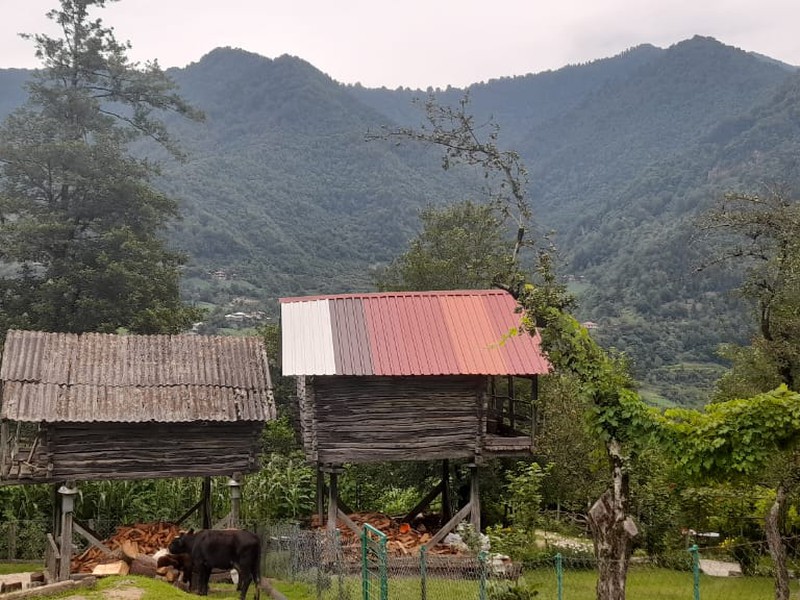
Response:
[280,289,509,303]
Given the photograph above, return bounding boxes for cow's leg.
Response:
[198,564,211,596]
[238,571,251,600]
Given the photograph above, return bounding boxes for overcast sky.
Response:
[0,0,797,89]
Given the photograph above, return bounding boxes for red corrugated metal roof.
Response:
[280,290,550,376]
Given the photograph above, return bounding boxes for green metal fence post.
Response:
[361,527,369,600]
[362,524,388,600]
[420,545,428,600]
[378,533,388,600]
[689,544,700,600]
[555,553,563,600]
[478,550,488,600]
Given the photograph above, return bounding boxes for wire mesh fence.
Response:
[0,520,48,561]
[261,524,800,600]
[2,518,799,599]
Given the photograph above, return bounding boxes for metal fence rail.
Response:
[261,525,800,600]
[1,519,797,599]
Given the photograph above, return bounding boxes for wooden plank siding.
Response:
[0,422,262,484]
[305,375,486,464]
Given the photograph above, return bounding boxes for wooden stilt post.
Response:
[324,466,344,534]
[58,482,78,582]
[469,464,480,532]
[200,476,212,530]
[442,459,451,524]
[328,471,338,534]
[52,484,62,541]
[228,474,242,529]
[317,465,325,527]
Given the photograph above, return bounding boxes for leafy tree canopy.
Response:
[375,200,515,291]
[0,0,203,335]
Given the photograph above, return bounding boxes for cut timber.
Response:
[91,561,130,576]
[127,555,158,578]
[0,576,96,599]
[120,539,139,562]
[71,521,180,573]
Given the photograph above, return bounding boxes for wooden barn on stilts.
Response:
[280,289,550,544]
[0,330,275,581]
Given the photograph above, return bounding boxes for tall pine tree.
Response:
[0,0,202,335]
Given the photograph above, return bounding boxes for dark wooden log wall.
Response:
[305,376,486,464]
[297,376,317,462]
[1,422,262,484]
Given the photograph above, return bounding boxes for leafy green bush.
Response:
[722,536,760,576]
[487,579,539,600]
[245,452,315,522]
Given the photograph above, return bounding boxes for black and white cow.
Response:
[169,528,261,600]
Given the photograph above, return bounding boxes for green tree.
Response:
[372,94,658,600]
[520,284,657,600]
[660,387,800,599]
[376,200,514,291]
[698,189,800,396]
[368,92,531,293]
[693,188,800,600]
[0,0,203,335]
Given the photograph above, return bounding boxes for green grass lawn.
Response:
[525,565,777,600]
[271,566,781,600]
[48,575,254,599]
[0,561,42,575]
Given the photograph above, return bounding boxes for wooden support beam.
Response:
[72,521,113,557]
[327,471,338,535]
[316,465,324,526]
[1,421,8,478]
[200,477,212,530]
[423,502,472,550]
[442,459,451,524]
[336,509,361,536]
[469,464,480,532]
[175,497,205,526]
[58,483,78,582]
[319,484,354,516]
[228,474,242,529]
[401,481,444,523]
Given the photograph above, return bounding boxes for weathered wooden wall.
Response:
[0,421,262,484]
[301,376,486,464]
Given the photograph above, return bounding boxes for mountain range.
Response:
[1,35,798,406]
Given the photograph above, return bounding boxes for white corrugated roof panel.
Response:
[281,299,337,375]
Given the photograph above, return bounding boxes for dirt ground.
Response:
[0,573,144,599]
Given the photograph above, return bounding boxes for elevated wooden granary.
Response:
[0,330,276,484]
[280,289,550,537]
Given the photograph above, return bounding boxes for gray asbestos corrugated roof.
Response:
[0,330,275,423]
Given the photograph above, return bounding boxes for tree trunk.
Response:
[588,439,638,600]
[766,482,789,600]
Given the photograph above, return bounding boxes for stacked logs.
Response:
[71,522,181,575]
[311,512,465,556]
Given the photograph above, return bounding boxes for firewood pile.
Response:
[71,521,181,574]
[310,512,466,557]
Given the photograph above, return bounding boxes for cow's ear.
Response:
[187,528,194,534]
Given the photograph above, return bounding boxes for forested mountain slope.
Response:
[0,37,796,405]
[155,49,471,301]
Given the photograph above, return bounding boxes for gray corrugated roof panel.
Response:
[0,331,275,423]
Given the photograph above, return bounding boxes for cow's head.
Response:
[168,529,196,555]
